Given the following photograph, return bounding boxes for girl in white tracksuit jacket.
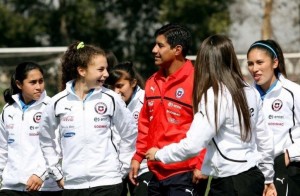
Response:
[38,42,137,195]
[0,62,61,195]
[146,35,276,196]
[106,61,152,196]
[247,39,300,196]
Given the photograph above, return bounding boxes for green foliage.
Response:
[160,0,231,54]
[0,0,231,91]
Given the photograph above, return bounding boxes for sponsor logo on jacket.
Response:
[5,124,14,129]
[8,138,15,144]
[62,116,74,121]
[63,132,76,138]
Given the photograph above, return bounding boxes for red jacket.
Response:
[133,60,206,180]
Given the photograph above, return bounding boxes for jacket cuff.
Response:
[33,170,48,182]
[286,144,300,162]
[132,153,144,163]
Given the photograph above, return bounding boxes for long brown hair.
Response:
[193,35,251,141]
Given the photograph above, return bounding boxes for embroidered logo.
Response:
[33,112,42,123]
[95,102,107,114]
[143,180,150,186]
[175,88,184,98]
[65,106,72,111]
[271,99,283,111]
[150,86,155,93]
[276,177,285,184]
[8,114,14,120]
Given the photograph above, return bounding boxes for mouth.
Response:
[98,79,105,84]
[253,74,261,82]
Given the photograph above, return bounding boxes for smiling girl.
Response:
[38,42,137,196]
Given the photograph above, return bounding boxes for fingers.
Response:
[192,175,199,184]
[57,178,64,189]
[26,175,43,191]
[129,160,140,186]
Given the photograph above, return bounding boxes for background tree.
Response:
[262,0,273,39]
[0,0,231,98]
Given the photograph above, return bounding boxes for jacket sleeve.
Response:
[286,84,300,162]
[254,95,275,184]
[132,98,149,163]
[39,101,63,181]
[156,89,222,164]
[0,111,8,181]
[113,97,137,177]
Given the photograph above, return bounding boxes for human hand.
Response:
[192,169,208,184]
[26,174,43,191]
[129,159,140,186]
[284,152,290,166]
[263,183,277,196]
[57,178,64,189]
[145,147,159,161]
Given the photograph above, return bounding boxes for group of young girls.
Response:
[0,26,299,196]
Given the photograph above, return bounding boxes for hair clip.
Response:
[77,42,85,50]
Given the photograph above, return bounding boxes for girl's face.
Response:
[247,48,278,91]
[113,77,136,104]
[16,69,44,104]
[81,55,109,89]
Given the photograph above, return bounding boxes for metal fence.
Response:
[187,53,300,84]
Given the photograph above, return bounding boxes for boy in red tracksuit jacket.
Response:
[129,23,207,196]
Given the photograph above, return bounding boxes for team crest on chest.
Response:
[133,111,139,120]
[95,102,107,114]
[271,99,283,111]
[175,88,184,99]
[33,112,42,123]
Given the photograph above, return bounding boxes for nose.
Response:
[152,45,158,54]
[103,69,109,78]
[114,88,120,94]
[35,82,42,90]
[252,63,260,72]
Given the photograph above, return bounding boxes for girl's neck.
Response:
[73,82,93,100]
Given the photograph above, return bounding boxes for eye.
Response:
[115,84,123,88]
[247,62,253,66]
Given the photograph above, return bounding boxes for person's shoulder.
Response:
[135,87,145,102]
[279,75,300,92]
[101,86,120,97]
[48,90,69,104]
[101,87,124,104]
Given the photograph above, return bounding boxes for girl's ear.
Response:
[130,79,137,88]
[77,66,86,77]
[16,80,22,90]
[273,58,279,69]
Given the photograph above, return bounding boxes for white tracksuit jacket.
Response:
[112,86,149,176]
[155,84,275,183]
[0,91,61,191]
[39,81,137,189]
[261,74,300,162]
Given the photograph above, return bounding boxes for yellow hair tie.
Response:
[77,42,84,50]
